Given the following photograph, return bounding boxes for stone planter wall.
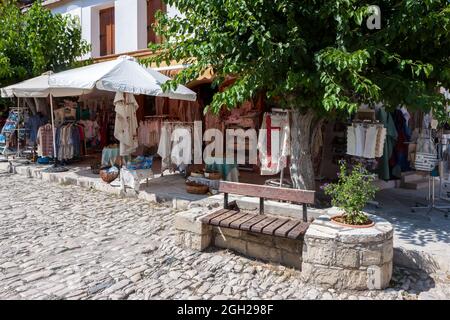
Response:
[302,209,394,290]
[175,206,394,290]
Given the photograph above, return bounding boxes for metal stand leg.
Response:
[411,175,450,215]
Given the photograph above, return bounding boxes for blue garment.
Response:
[55,126,61,159]
[71,125,81,158]
[25,115,48,144]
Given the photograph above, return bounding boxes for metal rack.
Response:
[411,136,450,216]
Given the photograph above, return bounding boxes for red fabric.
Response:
[265,114,282,170]
[266,114,272,168]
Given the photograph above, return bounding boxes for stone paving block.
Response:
[0,173,448,300]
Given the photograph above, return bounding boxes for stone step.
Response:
[401,171,428,183]
[373,179,400,190]
[400,178,432,190]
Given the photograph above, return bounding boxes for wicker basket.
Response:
[186,181,209,194]
[205,171,222,180]
[100,168,119,183]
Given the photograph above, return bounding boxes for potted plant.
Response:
[323,162,379,227]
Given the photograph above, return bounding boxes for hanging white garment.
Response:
[375,127,387,158]
[347,126,357,156]
[157,123,172,171]
[354,125,366,157]
[258,112,290,175]
[363,125,378,158]
[114,92,139,156]
[171,126,192,168]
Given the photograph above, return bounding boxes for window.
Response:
[99,7,115,56]
[147,0,166,44]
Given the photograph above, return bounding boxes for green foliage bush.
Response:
[324,162,378,225]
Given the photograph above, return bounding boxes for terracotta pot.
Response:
[330,215,375,228]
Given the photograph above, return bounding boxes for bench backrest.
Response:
[219,181,315,204]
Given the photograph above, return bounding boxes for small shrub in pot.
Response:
[324,162,378,226]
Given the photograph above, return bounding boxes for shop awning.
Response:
[49,55,197,101]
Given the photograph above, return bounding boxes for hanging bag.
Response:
[414,133,438,172]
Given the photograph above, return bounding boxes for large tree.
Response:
[146,0,450,190]
[0,0,90,87]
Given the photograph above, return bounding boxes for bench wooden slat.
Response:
[219,181,315,204]
[200,209,230,224]
[273,220,301,237]
[286,222,310,239]
[229,214,255,229]
[262,218,290,236]
[240,215,268,231]
[210,210,240,226]
[250,217,278,233]
[218,212,247,228]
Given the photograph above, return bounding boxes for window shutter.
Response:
[100,7,115,56]
[147,0,166,45]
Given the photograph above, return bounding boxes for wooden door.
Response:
[147,0,165,44]
[100,7,115,56]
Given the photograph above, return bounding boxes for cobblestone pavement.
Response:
[0,174,449,300]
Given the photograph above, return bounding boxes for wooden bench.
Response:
[200,181,315,240]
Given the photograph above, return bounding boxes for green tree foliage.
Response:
[145,0,450,121]
[0,0,90,87]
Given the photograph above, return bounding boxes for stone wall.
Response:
[302,209,394,290]
[213,227,303,269]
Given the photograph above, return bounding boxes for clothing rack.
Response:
[144,114,169,118]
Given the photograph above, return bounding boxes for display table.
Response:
[186,176,220,190]
[120,167,154,192]
[102,147,120,166]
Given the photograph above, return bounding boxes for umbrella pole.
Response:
[44,93,67,173]
[50,94,57,161]
[17,97,20,158]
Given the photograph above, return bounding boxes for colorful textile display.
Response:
[126,156,153,170]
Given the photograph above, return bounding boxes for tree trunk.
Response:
[290,108,316,190]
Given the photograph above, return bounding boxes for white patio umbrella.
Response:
[49,55,197,101]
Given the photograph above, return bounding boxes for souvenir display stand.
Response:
[411,133,450,215]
